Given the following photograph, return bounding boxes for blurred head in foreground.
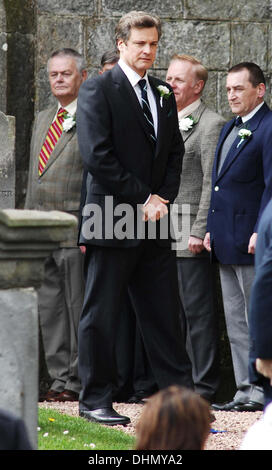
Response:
[135,385,211,450]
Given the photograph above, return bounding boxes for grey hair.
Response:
[47,48,87,73]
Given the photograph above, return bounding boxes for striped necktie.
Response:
[38,107,67,176]
[138,79,156,145]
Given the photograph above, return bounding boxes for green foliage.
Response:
[38,408,135,451]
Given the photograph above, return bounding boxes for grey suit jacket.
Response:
[175,101,226,257]
[25,105,83,247]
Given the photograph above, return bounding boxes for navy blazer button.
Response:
[214,186,219,191]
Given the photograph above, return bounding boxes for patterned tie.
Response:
[38,107,67,176]
[138,79,156,145]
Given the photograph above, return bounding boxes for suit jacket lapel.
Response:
[38,105,75,177]
[112,65,159,150]
[180,101,206,143]
[216,102,269,181]
[35,106,57,177]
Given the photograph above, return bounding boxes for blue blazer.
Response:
[248,198,272,385]
[207,102,272,265]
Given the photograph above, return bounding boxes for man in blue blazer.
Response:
[204,62,272,412]
[249,198,272,408]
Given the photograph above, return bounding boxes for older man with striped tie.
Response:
[25,48,87,402]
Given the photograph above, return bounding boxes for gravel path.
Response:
[39,400,262,450]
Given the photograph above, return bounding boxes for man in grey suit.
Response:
[166,54,225,403]
[25,48,87,402]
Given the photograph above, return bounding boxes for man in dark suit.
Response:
[249,198,272,408]
[204,62,272,412]
[25,49,87,402]
[77,10,193,425]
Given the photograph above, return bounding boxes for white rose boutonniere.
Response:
[157,85,172,107]
[237,128,252,148]
[179,115,198,132]
[62,113,76,132]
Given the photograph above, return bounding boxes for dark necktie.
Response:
[235,116,243,127]
[138,79,156,145]
[217,117,243,175]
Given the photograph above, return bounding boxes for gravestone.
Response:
[0,112,15,209]
[0,209,78,449]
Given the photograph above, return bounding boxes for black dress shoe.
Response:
[211,400,245,411]
[233,400,263,412]
[126,390,151,404]
[79,407,131,426]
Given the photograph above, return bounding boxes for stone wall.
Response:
[0,0,271,204]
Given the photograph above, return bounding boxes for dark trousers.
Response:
[78,240,193,411]
[176,256,220,401]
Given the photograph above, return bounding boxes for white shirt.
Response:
[178,98,201,120]
[240,101,264,123]
[53,98,77,121]
[118,58,158,136]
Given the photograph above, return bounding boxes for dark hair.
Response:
[228,62,266,87]
[100,50,119,67]
[47,48,87,73]
[135,386,211,450]
[115,10,162,43]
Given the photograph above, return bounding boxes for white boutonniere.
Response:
[157,85,172,107]
[237,128,252,148]
[62,113,76,132]
[178,115,198,132]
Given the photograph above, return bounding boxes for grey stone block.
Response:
[37,0,97,15]
[101,0,183,18]
[184,0,272,20]
[0,288,38,449]
[86,18,117,67]
[157,20,230,70]
[0,112,15,209]
[0,33,7,113]
[231,22,268,70]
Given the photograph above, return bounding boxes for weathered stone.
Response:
[184,0,272,21]
[0,33,7,113]
[0,112,15,209]
[37,0,97,15]
[0,208,78,448]
[0,209,78,288]
[3,0,35,34]
[231,23,268,70]
[36,15,84,110]
[157,21,230,71]
[86,18,117,67]
[101,0,183,18]
[0,288,38,448]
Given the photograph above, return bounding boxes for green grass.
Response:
[38,408,135,450]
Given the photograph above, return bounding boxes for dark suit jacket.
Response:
[249,198,272,385]
[207,102,272,265]
[77,64,184,248]
[0,410,32,450]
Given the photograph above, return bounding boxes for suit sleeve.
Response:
[76,77,151,205]
[155,93,184,203]
[191,115,225,239]
[254,124,272,231]
[24,116,38,209]
[249,225,272,358]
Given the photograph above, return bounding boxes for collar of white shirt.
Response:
[56,98,77,119]
[118,58,149,88]
[178,98,201,120]
[240,101,264,123]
